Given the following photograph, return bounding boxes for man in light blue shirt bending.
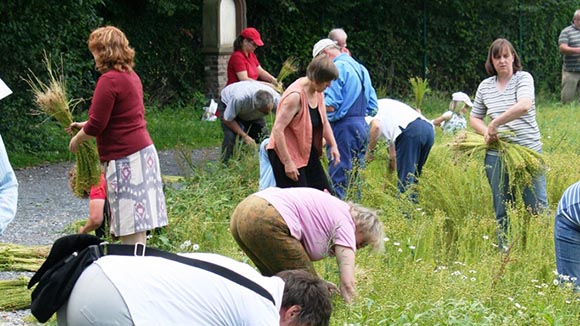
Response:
[0,134,18,235]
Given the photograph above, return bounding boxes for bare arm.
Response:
[388,143,396,171]
[322,114,340,167]
[257,66,279,85]
[469,115,488,135]
[470,98,532,144]
[366,119,381,162]
[66,121,87,135]
[223,119,256,146]
[486,98,532,144]
[334,245,356,304]
[270,93,302,181]
[432,111,453,127]
[559,43,580,55]
[235,70,251,81]
[78,198,105,234]
[69,128,95,153]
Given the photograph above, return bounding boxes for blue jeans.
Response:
[484,150,548,247]
[554,213,580,290]
[395,118,435,202]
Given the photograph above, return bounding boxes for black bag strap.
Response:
[102,244,275,306]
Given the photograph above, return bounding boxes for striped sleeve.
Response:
[558,181,580,226]
[516,72,534,101]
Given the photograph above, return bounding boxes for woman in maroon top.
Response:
[226,27,280,87]
[68,26,168,245]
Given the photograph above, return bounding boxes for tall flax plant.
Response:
[274,57,299,93]
[409,76,430,112]
[24,53,101,197]
[148,149,259,255]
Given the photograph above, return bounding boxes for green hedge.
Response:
[247,0,577,98]
[0,0,577,156]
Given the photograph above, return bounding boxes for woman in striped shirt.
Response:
[470,38,547,249]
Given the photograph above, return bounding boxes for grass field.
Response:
[8,97,580,324]
[142,99,580,325]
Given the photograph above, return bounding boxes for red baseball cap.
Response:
[240,27,264,46]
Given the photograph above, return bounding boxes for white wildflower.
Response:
[192,244,200,251]
[393,242,400,246]
[561,274,571,281]
[180,240,192,250]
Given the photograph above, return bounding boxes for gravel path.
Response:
[0,148,219,325]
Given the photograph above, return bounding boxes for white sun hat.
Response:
[312,38,340,58]
[452,92,473,107]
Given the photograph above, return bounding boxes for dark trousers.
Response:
[267,148,333,194]
[395,118,435,201]
[220,118,268,163]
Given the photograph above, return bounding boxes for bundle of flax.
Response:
[274,57,299,93]
[0,277,31,310]
[0,243,49,272]
[25,54,101,197]
[449,130,545,192]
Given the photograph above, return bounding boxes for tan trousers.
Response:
[230,195,317,276]
[561,70,580,104]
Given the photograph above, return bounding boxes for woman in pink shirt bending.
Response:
[230,187,384,304]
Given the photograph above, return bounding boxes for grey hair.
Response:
[574,9,580,20]
[254,90,274,111]
[349,203,384,252]
[328,28,347,41]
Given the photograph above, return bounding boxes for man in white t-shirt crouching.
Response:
[57,253,332,326]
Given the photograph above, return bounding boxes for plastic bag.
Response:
[202,99,218,121]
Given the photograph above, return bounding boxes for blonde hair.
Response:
[350,203,384,252]
[449,100,467,113]
[88,26,135,73]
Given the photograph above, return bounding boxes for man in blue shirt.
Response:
[312,39,378,200]
[0,134,18,235]
[0,79,17,235]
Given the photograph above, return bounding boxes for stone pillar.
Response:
[202,0,246,100]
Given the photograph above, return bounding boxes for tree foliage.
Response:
[0,0,577,155]
[247,0,577,99]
